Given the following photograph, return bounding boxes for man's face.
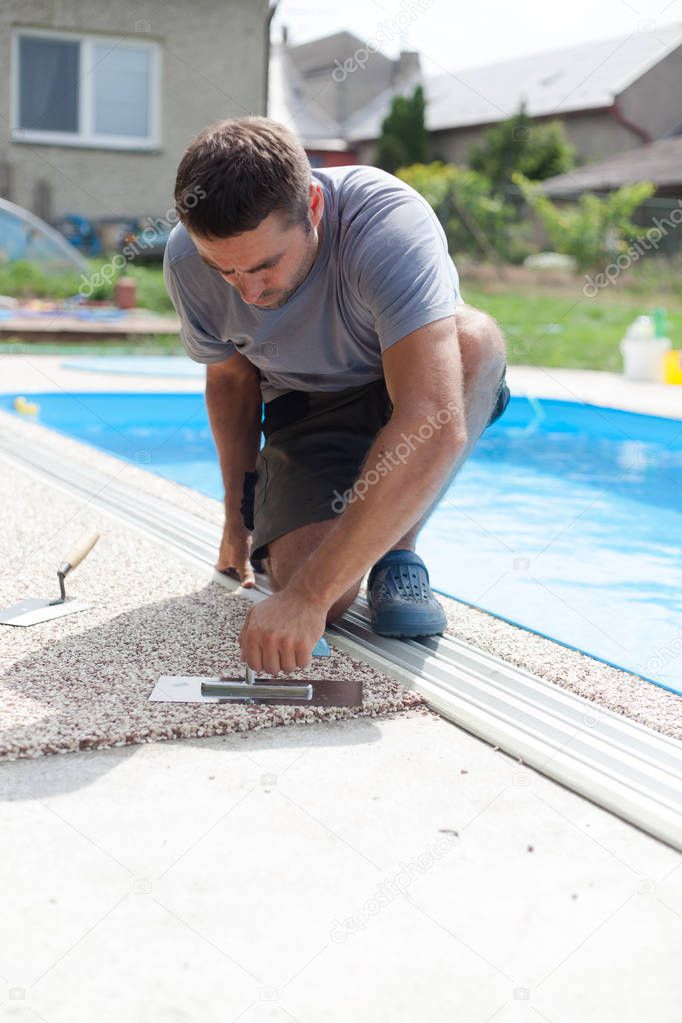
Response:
[191,188,323,310]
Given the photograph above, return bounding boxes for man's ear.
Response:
[309,182,324,227]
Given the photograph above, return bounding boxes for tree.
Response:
[469,102,575,194]
[376,85,428,174]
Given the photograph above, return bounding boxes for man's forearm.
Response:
[205,373,262,525]
[288,409,466,607]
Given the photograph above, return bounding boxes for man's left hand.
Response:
[238,589,327,676]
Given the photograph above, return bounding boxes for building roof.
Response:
[345,23,682,141]
[286,30,393,76]
[539,135,682,196]
[268,42,347,151]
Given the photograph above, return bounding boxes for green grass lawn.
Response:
[1,259,680,371]
[464,282,682,372]
[0,259,181,357]
[0,259,174,314]
[0,336,184,357]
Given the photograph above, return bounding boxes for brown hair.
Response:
[173,116,312,239]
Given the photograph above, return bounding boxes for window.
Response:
[11,29,161,150]
[18,36,80,133]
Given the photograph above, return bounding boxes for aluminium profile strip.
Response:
[0,428,222,565]
[1,425,681,850]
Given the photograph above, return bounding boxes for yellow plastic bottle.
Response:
[663,349,682,385]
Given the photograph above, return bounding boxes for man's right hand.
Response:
[215,522,256,588]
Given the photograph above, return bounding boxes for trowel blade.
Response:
[151,675,363,707]
[0,597,92,627]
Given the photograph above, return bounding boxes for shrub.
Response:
[513,172,656,271]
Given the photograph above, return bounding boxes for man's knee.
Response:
[266,518,338,591]
[455,303,507,383]
[326,580,362,624]
[266,522,361,622]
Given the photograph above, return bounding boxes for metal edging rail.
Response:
[1,422,681,852]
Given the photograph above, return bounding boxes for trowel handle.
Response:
[58,529,100,577]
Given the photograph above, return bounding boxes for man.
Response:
[163,116,510,676]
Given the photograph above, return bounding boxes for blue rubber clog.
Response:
[366,550,447,638]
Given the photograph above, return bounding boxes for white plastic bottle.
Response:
[620,315,671,383]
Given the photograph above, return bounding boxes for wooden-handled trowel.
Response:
[0,529,100,627]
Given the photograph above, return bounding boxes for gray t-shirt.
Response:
[163,164,462,403]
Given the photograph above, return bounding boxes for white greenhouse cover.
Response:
[0,197,89,273]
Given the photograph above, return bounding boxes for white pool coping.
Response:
[1,355,681,420]
[507,365,682,421]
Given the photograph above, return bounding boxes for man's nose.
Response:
[238,277,264,303]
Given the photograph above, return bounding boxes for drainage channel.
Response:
[2,424,681,851]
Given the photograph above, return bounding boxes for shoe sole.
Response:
[373,627,446,638]
[370,610,447,639]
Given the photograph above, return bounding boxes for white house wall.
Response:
[0,0,270,220]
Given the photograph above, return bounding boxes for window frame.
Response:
[10,26,162,151]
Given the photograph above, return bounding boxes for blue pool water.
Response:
[3,391,681,695]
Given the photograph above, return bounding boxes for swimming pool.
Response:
[3,390,681,696]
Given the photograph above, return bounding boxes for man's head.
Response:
[174,116,324,309]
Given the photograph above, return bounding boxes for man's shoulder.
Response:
[317,165,443,268]
[315,164,436,245]
[312,163,395,187]
[313,163,419,203]
[165,221,199,269]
